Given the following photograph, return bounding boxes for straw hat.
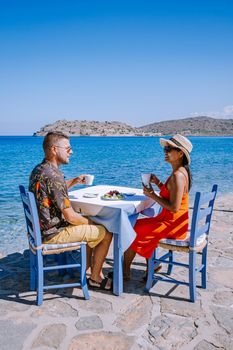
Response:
[160,134,193,164]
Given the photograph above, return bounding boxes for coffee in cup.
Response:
[141,173,151,188]
[85,174,94,185]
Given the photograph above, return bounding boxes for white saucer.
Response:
[83,193,98,198]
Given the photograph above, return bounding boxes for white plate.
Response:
[83,193,99,198]
[101,195,125,201]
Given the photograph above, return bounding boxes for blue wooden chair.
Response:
[19,185,89,305]
[145,184,218,302]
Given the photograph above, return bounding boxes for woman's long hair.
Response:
[182,155,192,191]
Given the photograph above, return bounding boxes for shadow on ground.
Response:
[0,250,193,303]
[0,250,91,305]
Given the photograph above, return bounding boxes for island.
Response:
[34,116,233,136]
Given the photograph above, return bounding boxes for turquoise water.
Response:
[0,136,233,254]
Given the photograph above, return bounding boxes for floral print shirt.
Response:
[29,159,71,239]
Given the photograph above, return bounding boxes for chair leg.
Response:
[29,250,36,291]
[36,252,44,306]
[145,250,156,292]
[189,251,197,302]
[201,246,207,289]
[166,250,174,275]
[80,245,90,300]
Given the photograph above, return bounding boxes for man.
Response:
[29,131,112,290]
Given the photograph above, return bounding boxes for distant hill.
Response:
[34,116,233,136]
[137,116,233,135]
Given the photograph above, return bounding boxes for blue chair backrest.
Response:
[190,184,218,247]
[19,185,42,247]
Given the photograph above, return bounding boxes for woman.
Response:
[124,134,193,279]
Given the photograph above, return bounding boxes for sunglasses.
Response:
[164,146,181,152]
[53,145,72,152]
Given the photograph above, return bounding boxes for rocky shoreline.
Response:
[34,116,233,137]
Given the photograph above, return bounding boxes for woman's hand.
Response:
[150,174,162,188]
[142,183,155,198]
[150,174,158,184]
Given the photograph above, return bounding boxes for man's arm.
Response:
[61,206,93,226]
[66,174,86,190]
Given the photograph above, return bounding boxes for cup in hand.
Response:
[85,174,94,185]
[141,173,151,188]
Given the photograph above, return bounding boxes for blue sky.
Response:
[1,0,233,135]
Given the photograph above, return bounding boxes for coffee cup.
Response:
[141,173,151,188]
[85,174,94,185]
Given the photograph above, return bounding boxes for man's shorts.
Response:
[43,224,106,248]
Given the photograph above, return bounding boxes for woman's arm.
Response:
[143,171,186,213]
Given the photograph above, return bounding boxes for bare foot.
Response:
[86,267,104,279]
[86,267,92,277]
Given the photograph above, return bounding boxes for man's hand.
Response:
[87,218,95,225]
[74,174,86,185]
[66,174,86,189]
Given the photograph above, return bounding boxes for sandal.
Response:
[88,277,113,291]
[107,271,113,279]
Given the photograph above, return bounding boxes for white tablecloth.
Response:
[69,185,160,251]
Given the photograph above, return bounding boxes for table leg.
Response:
[113,233,123,296]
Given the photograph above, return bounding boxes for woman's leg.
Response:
[124,247,136,279]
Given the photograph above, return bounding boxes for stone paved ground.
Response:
[0,195,233,350]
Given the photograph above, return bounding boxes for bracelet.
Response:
[157,180,162,187]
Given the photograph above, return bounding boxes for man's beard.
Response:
[58,155,69,165]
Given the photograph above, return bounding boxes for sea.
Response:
[0,135,233,255]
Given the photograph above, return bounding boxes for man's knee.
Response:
[103,230,112,243]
